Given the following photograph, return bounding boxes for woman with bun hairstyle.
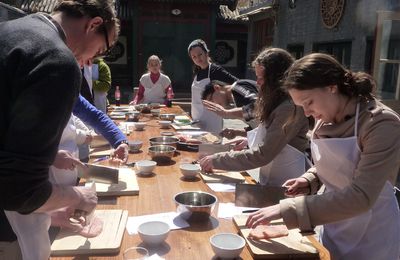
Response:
[188,39,238,132]
[246,53,400,260]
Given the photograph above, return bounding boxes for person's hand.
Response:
[202,100,228,118]
[72,186,98,215]
[53,150,85,170]
[129,100,136,105]
[245,204,281,229]
[233,138,248,151]
[199,155,214,173]
[84,133,93,145]
[282,177,310,197]
[111,142,129,163]
[219,128,245,139]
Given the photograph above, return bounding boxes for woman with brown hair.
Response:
[199,48,309,186]
[246,53,400,260]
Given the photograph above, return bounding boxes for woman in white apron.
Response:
[246,53,400,260]
[199,48,309,186]
[5,115,93,260]
[130,55,173,105]
[188,39,238,133]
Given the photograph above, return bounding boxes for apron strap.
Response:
[354,102,360,137]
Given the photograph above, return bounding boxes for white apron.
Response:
[247,123,306,186]
[141,78,167,104]
[311,103,400,260]
[93,90,107,113]
[191,65,223,133]
[5,116,80,260]
[91,64,107,113]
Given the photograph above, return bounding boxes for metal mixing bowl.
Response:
[149,136,179,148]
[148,145,176,162]
[174,191,217,221]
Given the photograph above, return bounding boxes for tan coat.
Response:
[212,100,309,171]
[281,99,400,232]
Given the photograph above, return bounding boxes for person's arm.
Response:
[210,64,238,84]
[212,103,307,171]
[92,60,111,92]
[280,108,400,232]
[73,95,126,148]
[202,100,243,119]
[132,84,145,105]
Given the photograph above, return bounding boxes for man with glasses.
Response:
[0,0,119,258]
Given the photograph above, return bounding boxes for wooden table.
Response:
[51,105,330,260]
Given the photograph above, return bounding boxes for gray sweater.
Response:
[0,14,81,240]
[212,100,309,171]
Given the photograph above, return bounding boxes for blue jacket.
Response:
[73,95,126,148]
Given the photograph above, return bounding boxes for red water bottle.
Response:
[115,86,121,106]
[166,87,174,107]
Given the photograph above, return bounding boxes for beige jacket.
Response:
[212,100,309,171]
[281,99,400,232]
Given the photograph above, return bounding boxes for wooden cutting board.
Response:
[85,168,139,196]
[51,209,128,256]
[89,148,112,158]
[200,170,245,183]
[233,215,318,259]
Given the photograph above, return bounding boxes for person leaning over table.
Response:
[188,39,238,133]
[201,79,259,131]
[246,53,400,260]
[199,48,309,186]
[0,0,120,258]
[3,95,129,260]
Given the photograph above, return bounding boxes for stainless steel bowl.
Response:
[149,136,179,148]
[148,145,176,162]
[159,113,175,122]
[125,111,141,122]
[174,191,217,221]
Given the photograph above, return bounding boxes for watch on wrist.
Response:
[119,140,129,146]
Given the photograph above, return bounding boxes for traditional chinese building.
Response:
[2,0,249,101]
[239,0,400,104]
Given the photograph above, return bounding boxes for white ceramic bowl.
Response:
[128,140,143,152]
[138,221,170,246]
[210,233,245,259]
[159,120,171,129]
[150,109,160,117]
[135,160,156,175]
[159,113,175,122]
[134,122,146,130]
[180,163,200,179]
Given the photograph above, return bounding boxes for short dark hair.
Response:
[53,0,120,43]
[201,80,229,100]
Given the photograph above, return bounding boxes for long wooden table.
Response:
[51,105,330,260]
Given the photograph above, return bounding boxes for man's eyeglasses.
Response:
[96,24,112,58]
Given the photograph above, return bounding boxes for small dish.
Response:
[160,131,175,136]
[180,163,200,179]
[135,160,157,175]
[210,233,245,259]
[134,122,146,131]
[159,120,171,129]
[128,140,143,152]
[137,221,170,246]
